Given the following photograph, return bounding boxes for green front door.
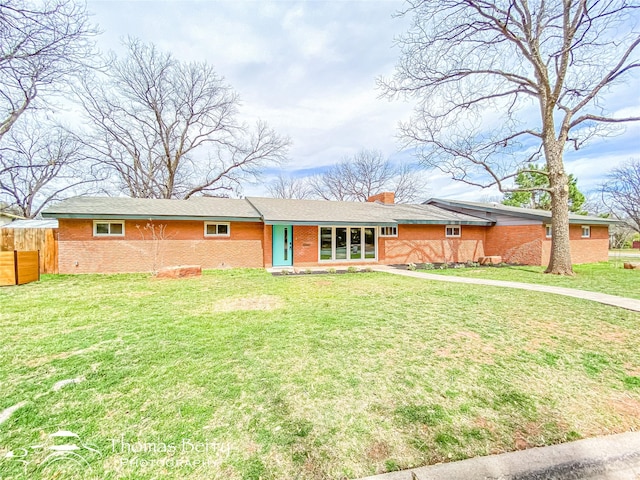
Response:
[272,225,293,267]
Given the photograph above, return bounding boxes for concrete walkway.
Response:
[373,266,640,313]
[610,252,640,258]
[358,431,640,480]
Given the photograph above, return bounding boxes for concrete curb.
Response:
[372,266,640,312]
[357,431,640,480]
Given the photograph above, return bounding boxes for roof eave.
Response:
[427,198,618,225]
[394,219,493,226]
[265,220,398,226]
[42,213,262,222]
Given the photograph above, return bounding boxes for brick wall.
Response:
[542,225,610,265]
[56,218,611,273]
[484,224,544,265]
[263,225,273,268]
[367,192,395,204]
[57,219,264,273]
[381,224,486,264]
[292,225,318,266]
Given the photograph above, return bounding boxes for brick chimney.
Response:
[367,192,395,204]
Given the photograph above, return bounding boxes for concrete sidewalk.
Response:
[373,266,640,313]
[358,431,640,480]
[610,252,640,258]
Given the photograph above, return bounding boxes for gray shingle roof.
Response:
[246,197,491,225]
[426,198,620,225]
[246,197,395,225]
[41,195,493,225]
[41,196,262,221]
[385,203,492,224]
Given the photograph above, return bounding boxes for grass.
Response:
[425,260,640,300]
[0,270,639,479]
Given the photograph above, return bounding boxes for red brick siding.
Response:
[484,224,544,265]
[292,226,318,266]
[542,225,609,265]
[367,192,395,204]
[263,225,273,268]
[57,219,264,273]
[381,224,486,264]
[55,218,611,273]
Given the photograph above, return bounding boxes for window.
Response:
[319,226,376,261]
[204,222,230,237]
[94,221,124,236]
[445,225,461,237]
[582,225,591,238]
[380,226,398,237]
[545,224,552,238]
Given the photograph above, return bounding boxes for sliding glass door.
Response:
[319,226,377,261]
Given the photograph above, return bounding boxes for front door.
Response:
[272,225,293,267]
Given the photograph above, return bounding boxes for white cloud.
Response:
[83,0,640,200]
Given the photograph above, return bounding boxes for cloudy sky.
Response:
[86,0,640,201]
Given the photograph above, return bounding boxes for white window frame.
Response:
[581,225,591,238]
[379,226,398,237]
[318,226,378,262]
[545,224,552,238]
[204,222,230,237]
[445,225,461,238]
[93,220,125,237]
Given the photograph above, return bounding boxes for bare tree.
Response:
[380,1,640,274]
[602,159,640,233]
[76,39,289,199]
[0,119,96,217]
[0,0,97,140]
[267,173,312,199]
[308,149,424,203]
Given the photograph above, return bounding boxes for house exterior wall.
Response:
[54,217,611,273]
[57,219,264,273]
[292,225,319,266]
[542,225,610,265]
[380,224,486,264]
[484,224,544,265]
[263,225,273,268]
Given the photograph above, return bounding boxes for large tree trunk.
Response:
[545,144,574,275]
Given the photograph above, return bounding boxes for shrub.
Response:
[347,266,358,274]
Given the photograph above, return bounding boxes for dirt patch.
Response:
[366,441,391,461]
[609,394,640,429]
[474,416,497,435]
[598,329,628,345]
[435,330,496,363]
[211,295,284,312]
[624,364,640,377]
[513,421,544,450]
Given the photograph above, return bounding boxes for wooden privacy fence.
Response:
[0,251,40,286]
[0,228,58,274]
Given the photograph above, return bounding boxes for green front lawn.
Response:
[426,261,640,300]
[1,270,639,479]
